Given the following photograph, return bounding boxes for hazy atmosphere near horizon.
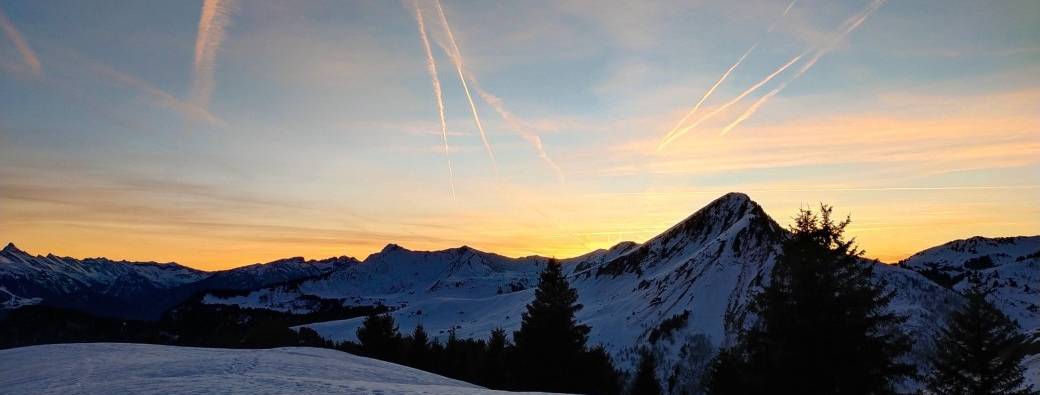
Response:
[1,0,1037,270]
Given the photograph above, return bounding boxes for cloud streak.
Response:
[658,0,798,150]
[433,0,498,175]
[84,60,224,126]
[0,5,41,75]
[721,0,887,135]
[191,0,234,108]
[410,0,456,200]
[470,81,566,184]
[658,44,756,150]
[660,52,804,148]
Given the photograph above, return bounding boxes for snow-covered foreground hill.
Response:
[0,343,554,395]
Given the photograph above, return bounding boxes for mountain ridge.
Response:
[2,192,1037,392]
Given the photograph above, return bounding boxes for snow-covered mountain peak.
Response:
[2,242,23,255]
[900,235,1039,271]
[379,243,407,253]
[596,192,782,277]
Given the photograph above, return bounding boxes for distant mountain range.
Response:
[0,243,356,319]
[2,192,1037,391]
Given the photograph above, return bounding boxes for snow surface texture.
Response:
[0,343,554,395]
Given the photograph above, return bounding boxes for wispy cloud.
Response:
[191,0,234,108]
[432,0,498,175]
[721,0,887,135]
[83,59,224,126]
[409,0,456,200]
[470,80,566,184]
[658,0,798,150]
[659,52,804,148]
[659,44,757,150]
[0,5,41,75]
[425,0,564,182]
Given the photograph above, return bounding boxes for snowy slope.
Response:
[899,236,1040,331]
[0,343,552,394]
[0,243,209,319]
[0,243,356,319]
[198,255,359,292]
[209,193,958,392]
[6,193,1035,393]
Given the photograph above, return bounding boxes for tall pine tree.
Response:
[705,205,914,394]
[511,258,619,394]
[926,288,1036,395]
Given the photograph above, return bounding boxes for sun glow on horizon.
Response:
[0,0,1037,270]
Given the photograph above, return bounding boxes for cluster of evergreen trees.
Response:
[701,205,1036,395]
[348,205,1036,395]
[350,259,623,394]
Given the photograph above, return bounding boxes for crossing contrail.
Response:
[659,52,804,148]
[721,0,886,136]
[410,0,456,200]
[658,44,756,151]
[191,0,234,108]
[658,0,798,150]
[433,0,498,175]
[0,5,41,75]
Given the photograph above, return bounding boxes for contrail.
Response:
[410,0,456,200]
[659,52,804,148]
[658,0,798,150]
[769,0,799,31]
[721,0,886,136]
[191,0,234,108]
[658,44,756,151]
[0,5,41,75]
[471,80,565,184]
[433,0,498,175]
[86,60,224,126]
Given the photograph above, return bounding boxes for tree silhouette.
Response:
[926,288,1036,395]
[356,313,401,362]
[705,205,914,394]
[406,323,431,370]
[511,258,619,394]
[479,328,510,388]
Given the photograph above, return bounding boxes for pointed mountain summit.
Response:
[597,192,783,276]
[2,242,23,254]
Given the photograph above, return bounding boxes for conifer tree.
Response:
[705,205,914,394]
[407,323,431,370]
[926,288,1036,395]
[511,258,619,394]
[479,328,509,388]
[356,313,401,362]
[630,349,663,395]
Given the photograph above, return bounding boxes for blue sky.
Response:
[1,0,1037,269]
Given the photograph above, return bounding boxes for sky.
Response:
[0,0,1037,270]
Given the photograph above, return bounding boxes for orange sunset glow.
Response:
[1,0,1037,270]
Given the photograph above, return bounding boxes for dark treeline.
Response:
[0,293,383,350]
[344,259,624,394]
